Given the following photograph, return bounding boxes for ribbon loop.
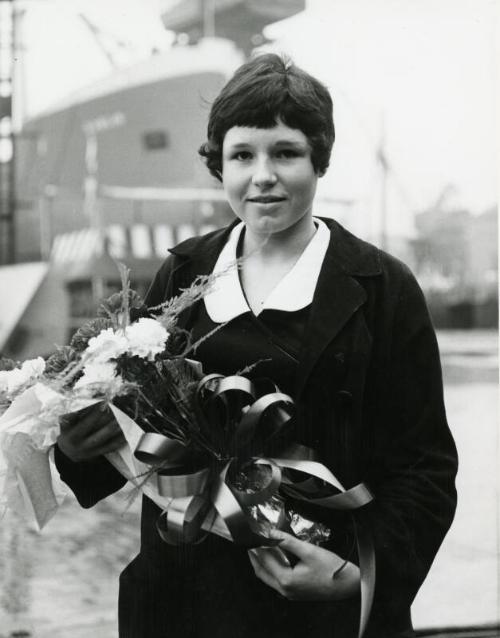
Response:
[210,375,255,401]
[235,392,293,450]
[134,432,189,467]
[157,494,212,545]
[157,467,210,498]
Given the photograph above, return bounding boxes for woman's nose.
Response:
[251,157,278,187]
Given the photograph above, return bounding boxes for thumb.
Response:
[268,529,312,560]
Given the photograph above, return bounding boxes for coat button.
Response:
[337,389,352,405]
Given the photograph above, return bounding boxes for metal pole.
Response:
[377,115,388,252]
[0,0,15,264]
[202,0,215,38]
[83,131,105,303]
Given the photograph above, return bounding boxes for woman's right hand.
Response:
[57,403,126,462]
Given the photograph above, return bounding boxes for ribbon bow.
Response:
[134,374,294,547]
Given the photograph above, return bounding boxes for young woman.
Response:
[55,54,458,637]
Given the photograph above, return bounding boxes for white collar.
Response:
[204,218,330,323]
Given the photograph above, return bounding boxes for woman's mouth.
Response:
[246,195,287,204]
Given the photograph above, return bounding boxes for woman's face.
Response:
[221,121,319,238]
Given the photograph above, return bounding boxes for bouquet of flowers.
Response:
[0,265,372,545]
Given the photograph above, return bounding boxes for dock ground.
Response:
[0,330,497,637]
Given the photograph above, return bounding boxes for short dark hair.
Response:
[198,53,335,181]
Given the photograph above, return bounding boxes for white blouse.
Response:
[204,218,330,323]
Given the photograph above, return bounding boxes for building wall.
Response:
[413,206,498,328]
[4,270,68,360]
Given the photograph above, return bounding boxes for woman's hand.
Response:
[248,529,360,601]
[57,403,126,462]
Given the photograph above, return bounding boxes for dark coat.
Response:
[55,218,458,638]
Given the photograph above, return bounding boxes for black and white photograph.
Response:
[0,1,497,637]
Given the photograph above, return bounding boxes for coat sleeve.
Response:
[364,265,458,622]
[53,443,127,508]
[54,256,178,508]
[143,254,177,308]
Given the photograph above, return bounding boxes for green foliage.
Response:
[153,274,215,331]
[45,346,80,378]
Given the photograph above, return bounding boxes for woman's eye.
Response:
[232,151,252,161]
[276,149,299,159]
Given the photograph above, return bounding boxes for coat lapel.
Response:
[295,220,382,398]
[168,221,237,282]
[167,217,382,399]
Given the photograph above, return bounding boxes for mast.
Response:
[0,0,15,264]
[202,0,215,38]
[377,115,388,251]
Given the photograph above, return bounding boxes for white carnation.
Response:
[85,328,128,363]
[124,317,169,360]
[0,371,9,394]
[73,361,124,397]
[35,384,95,430]
[0,357,46,396]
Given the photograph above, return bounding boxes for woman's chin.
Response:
[247,212,289,235]
[256,217,278,234]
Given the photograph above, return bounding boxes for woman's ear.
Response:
[317,160,331,178]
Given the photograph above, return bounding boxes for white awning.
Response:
[0,262,49,352]
[50,223,217,265]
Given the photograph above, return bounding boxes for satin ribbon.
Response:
[130,374,375,637]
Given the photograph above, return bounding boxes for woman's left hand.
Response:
[248,529,360,601]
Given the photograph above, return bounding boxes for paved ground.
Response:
[0,330,497,637]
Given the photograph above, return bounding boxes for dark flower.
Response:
[161,327,190,357]
[116,354,157,385]
[0,358,18,371]
[45,346,79,377]
[130,304,151,323]
[97,290,144,319]
[70,317,113,352]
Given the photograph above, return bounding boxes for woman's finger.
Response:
[82,421,125,451]
[267,529,315,561]
[60,403,99,427]
[89,432,127,456]
[60,404,116,439]
[254,545,291,569]
[57,428,125,462]
[249,547,293,586]
[269,530,347,575]
[248,550,286,596]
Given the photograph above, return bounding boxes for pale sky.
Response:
[14,0,499,239]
